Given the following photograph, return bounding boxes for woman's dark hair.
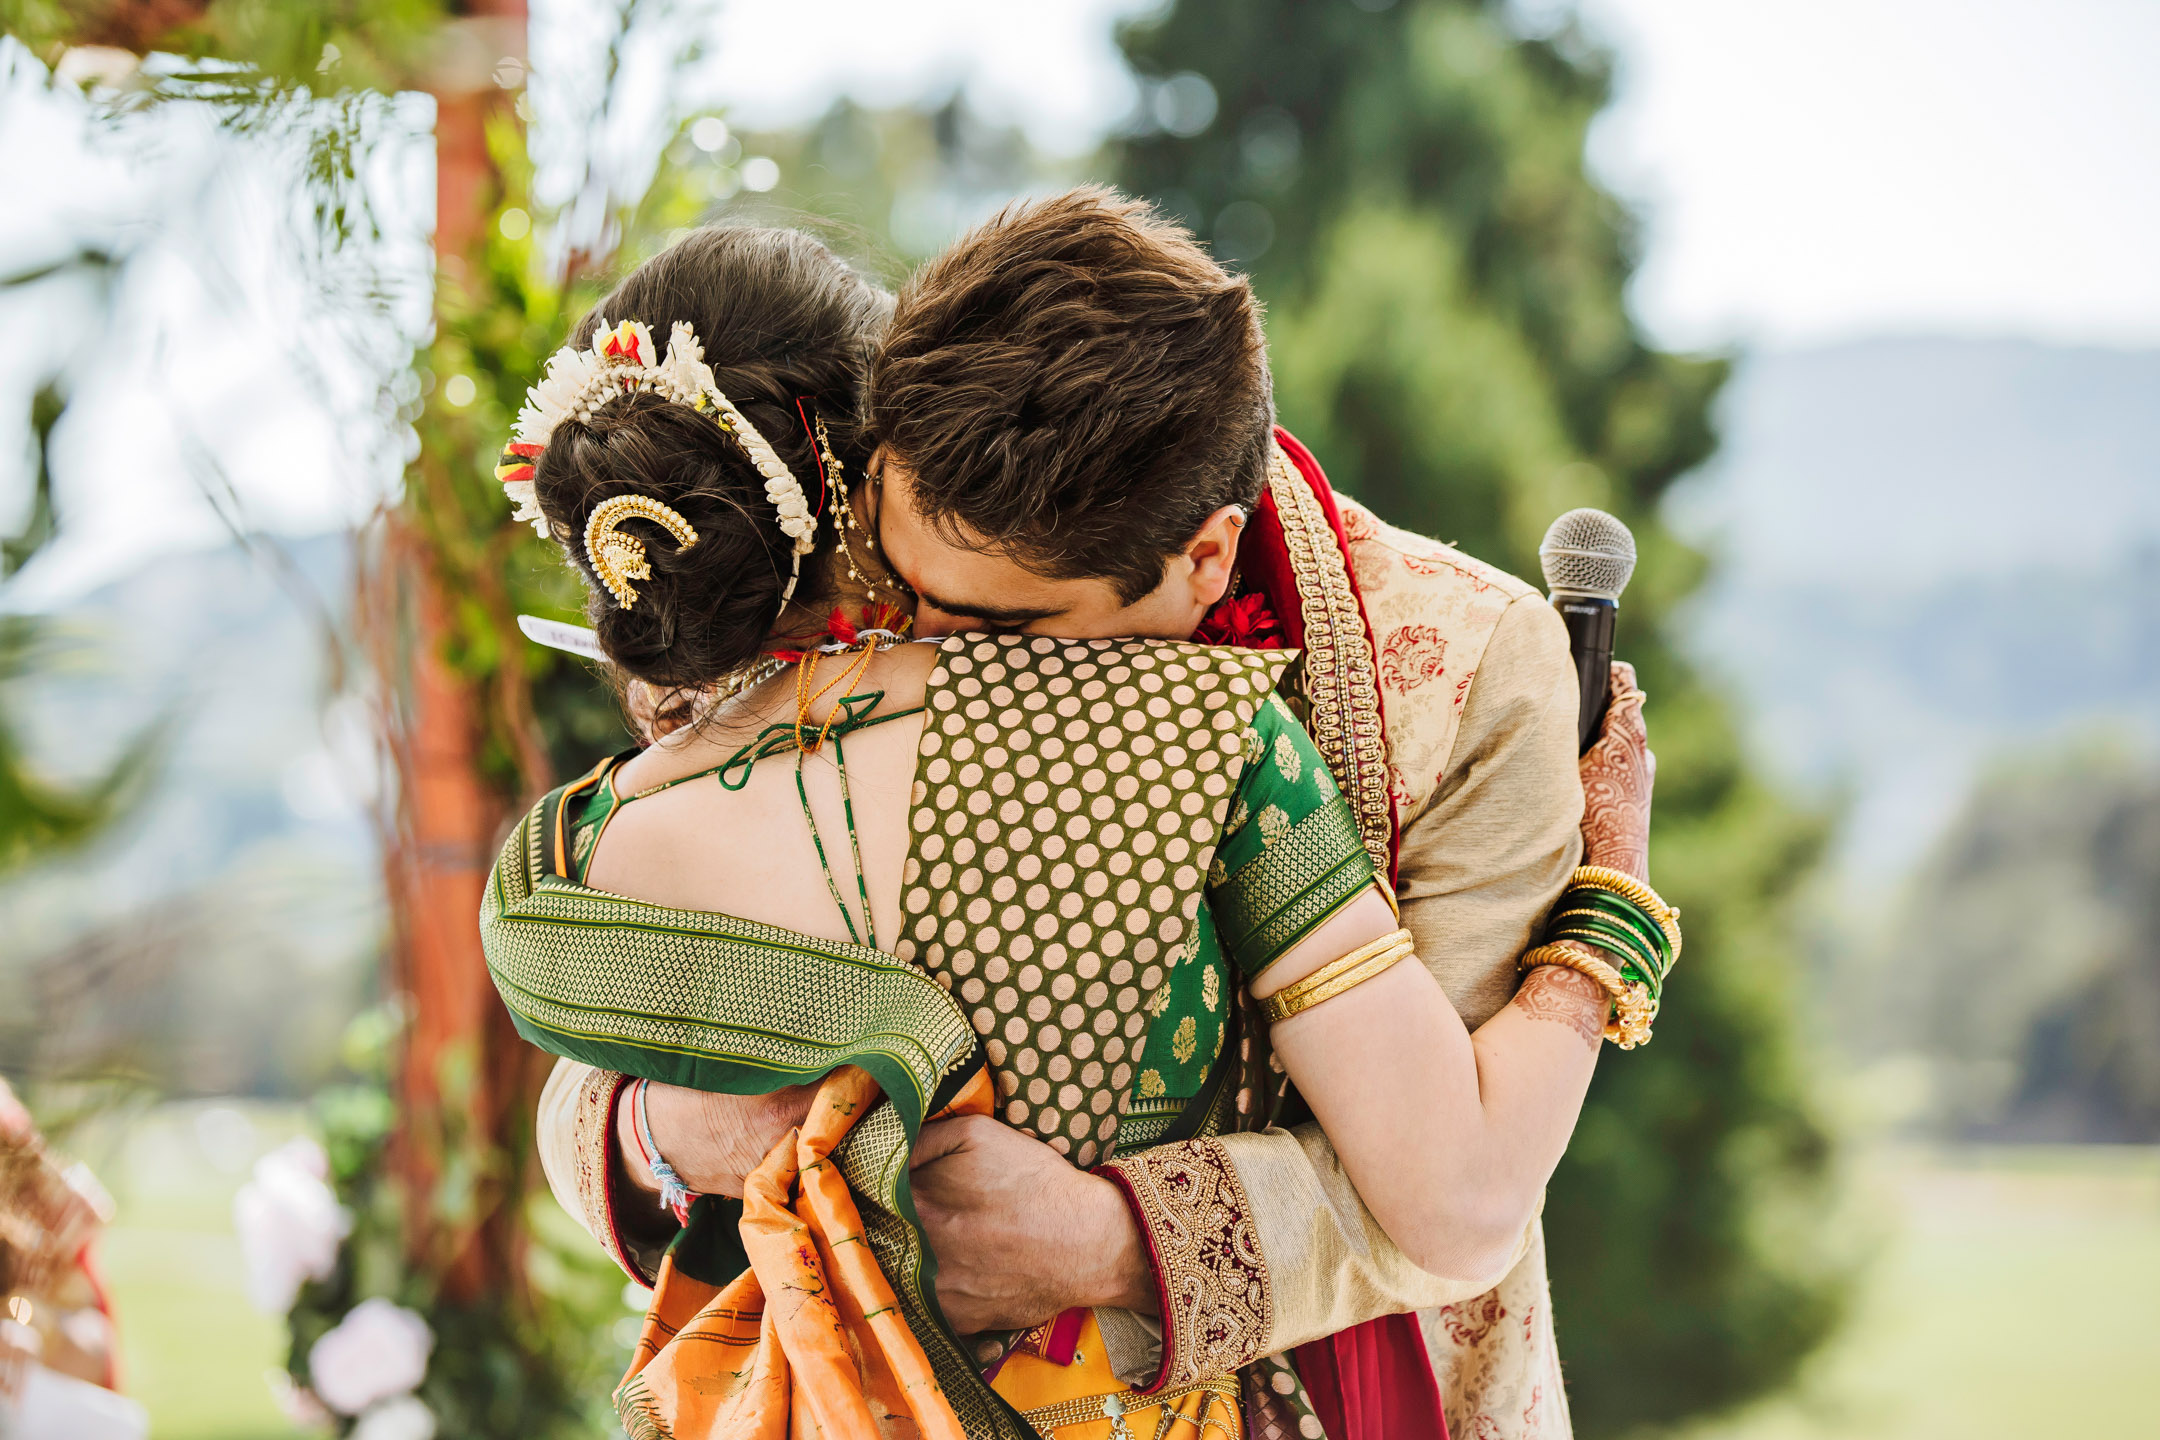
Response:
[532,226,892,693]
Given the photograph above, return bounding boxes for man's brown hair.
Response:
[869,186,1273,603]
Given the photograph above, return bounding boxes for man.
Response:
[538,188,1586,1439]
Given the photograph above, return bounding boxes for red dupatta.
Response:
[1197,428,1450,1440]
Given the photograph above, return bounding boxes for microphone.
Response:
[1539,508,1637,754]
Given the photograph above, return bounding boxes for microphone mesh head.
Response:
[1540,508,1637,600]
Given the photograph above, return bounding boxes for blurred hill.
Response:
[1865,743,2160,1142]
[1673,337,2160,877]
[0,534,379,1097]
[1671,336,2160,1142]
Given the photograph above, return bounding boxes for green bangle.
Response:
[1550,904,1669,971]
[1563,928,1658,997]
[1560,887,1675,973]
[1546,918,1665,998]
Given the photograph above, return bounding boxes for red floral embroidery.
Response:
[1391,766,1417,820]
[1439,1291,1504,1347]
[1378,624,1449,693]
[1194,591,1287,649]
[1339,503,1380,544]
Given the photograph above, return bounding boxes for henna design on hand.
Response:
[1579,660,1653,882]
[1512,964,1607,1049]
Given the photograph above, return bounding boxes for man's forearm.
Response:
[624,1080,817,1199]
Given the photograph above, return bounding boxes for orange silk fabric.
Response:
[616,1065,992,1440]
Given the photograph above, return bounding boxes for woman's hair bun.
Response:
[528,226,891,694]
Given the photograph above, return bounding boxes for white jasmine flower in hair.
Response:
[503,479,547,538]
[514,340,601,446]
[659,322,708,397]
[308,1298,433,1416]
[234,1138,350,1314]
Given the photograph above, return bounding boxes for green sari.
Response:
[481,635,1377,1435]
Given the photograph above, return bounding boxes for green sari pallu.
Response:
[483,779,1010,1438]
[483,636,1365,1438]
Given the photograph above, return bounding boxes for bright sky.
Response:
[687,0,2160,349]
[1572,0,2160,350]
[5,0,2158,601]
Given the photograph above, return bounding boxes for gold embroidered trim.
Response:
[1105,1137,1274,1389]
[1020,1376,1241,1435]
[1268,443,1393,881]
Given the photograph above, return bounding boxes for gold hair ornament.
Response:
[819,416,904,609]
[584,495,701,610]
[498,318,817,616]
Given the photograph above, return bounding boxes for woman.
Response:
[481,225,1671,1440]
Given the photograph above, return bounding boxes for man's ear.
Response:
[1183,504,1247,611]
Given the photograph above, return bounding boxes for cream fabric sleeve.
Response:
[535,1056,599,1234]
[1205,592,1585,1362]
[535,1056,674,1283]
[1396,590,1586,1028]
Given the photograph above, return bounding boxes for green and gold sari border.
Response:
[1218,797,1375,974]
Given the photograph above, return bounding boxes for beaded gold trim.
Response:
[1267,444,1393,881]
[1100,1138,1273,1390]
[1019,1377,1240,1437]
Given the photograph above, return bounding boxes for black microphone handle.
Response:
[1553,594,1615,755]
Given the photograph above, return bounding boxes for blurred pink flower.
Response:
[265,1368,333,1431]
[233,1139,350,1314]
[353,1394,438,1440]
[308,1299,433,1416]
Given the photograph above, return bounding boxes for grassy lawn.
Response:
[87,1102,306,1440]
[1678,1145,2160,1440]
[69,1104,2160,1439]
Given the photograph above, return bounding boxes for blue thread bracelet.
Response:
[630,1077,697,1224]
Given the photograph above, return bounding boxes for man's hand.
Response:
[619,1082,816,1200]
[909,1114,1156,1335]
[1579,660,1653,882]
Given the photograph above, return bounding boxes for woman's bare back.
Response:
[584,643,942,951]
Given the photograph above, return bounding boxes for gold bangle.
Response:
[1521,941,1657,1049]
[1258,928,1415,1025]
[1569,865,1683,962]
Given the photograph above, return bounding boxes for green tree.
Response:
[1118,2,1848,1430]
[1,4,678,1430]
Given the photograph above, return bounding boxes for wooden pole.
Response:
[384,0,532,1302]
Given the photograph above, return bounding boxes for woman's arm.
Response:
[1252,665,1652,1283]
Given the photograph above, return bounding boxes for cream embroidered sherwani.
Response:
[535,488,1583,1440]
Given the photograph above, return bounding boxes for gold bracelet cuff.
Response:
[1258,928,1415,1025]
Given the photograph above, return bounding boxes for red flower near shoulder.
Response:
[1193,591,1286,649]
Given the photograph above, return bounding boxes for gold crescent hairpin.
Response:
[584,494,700,610]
